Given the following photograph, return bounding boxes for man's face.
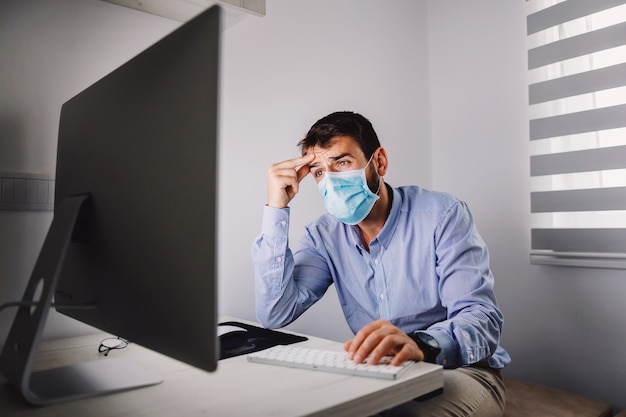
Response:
[305,135,369,184]
[305,135,380,194]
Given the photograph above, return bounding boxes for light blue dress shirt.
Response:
[252,185,511,369]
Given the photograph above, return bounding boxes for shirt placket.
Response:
[368,240,390,320]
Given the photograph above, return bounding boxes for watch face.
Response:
[418,332,440,349]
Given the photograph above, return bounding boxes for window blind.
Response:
[527,0,626,269]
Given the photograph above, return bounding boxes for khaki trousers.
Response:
[377,365,506,417]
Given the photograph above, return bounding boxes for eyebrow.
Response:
[309,152,352,168]
[328,152,351,162]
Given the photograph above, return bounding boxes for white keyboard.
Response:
[247,345,414,380]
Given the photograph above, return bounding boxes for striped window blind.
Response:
[527,0,626,269]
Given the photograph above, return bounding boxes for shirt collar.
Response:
[376,185,402,250]
[350,184,402,251]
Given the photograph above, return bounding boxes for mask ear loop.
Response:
[371,173,382,197]
[366,150,382,196]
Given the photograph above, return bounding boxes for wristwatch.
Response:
[409,331,441,363]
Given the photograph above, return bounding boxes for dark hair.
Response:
[298,111,380,159]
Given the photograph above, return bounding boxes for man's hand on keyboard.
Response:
[344,319,425,367]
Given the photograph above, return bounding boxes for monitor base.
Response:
[0,194,162,406]
[27,358,163,405]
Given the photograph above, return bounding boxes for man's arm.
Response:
[253,153,325,328]
[427,200,504,368]
[252,206,331,328]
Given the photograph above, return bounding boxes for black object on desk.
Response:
[218,321,308,360]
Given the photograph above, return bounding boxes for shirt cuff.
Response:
[424,328,459,368]
[262,205,290,237]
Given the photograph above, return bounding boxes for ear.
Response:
[374,147,389,177]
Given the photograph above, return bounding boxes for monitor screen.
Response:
[0,5,221,405]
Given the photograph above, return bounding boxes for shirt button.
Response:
[374,259,380,265]
[276,257,282,263]
[280,220,287,226]
[379,293,384,301]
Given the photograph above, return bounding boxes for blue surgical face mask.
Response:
[317,156,380,225]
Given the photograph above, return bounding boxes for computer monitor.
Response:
[0,5,221,406]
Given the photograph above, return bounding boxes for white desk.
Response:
[0,322,443,417]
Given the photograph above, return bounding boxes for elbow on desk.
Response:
[256,308,294,330]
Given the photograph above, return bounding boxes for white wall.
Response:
[428,1,626,411]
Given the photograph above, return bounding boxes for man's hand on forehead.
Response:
[266,153,314,208]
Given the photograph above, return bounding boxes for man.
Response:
[252,111,510,416]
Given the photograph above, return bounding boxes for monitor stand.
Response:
[0,194,163,406]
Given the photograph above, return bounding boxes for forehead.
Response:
[305,135,365,160]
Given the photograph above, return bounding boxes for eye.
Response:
[313,169,325,178]
[336,159,351,170]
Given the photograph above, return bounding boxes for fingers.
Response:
[296,163,311,183]
[344,319,424,366]
[345,319,392,364]
[345,320,379,362]
[274,153,315,171]
[267,154,314,208]
[390,342,424,366]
